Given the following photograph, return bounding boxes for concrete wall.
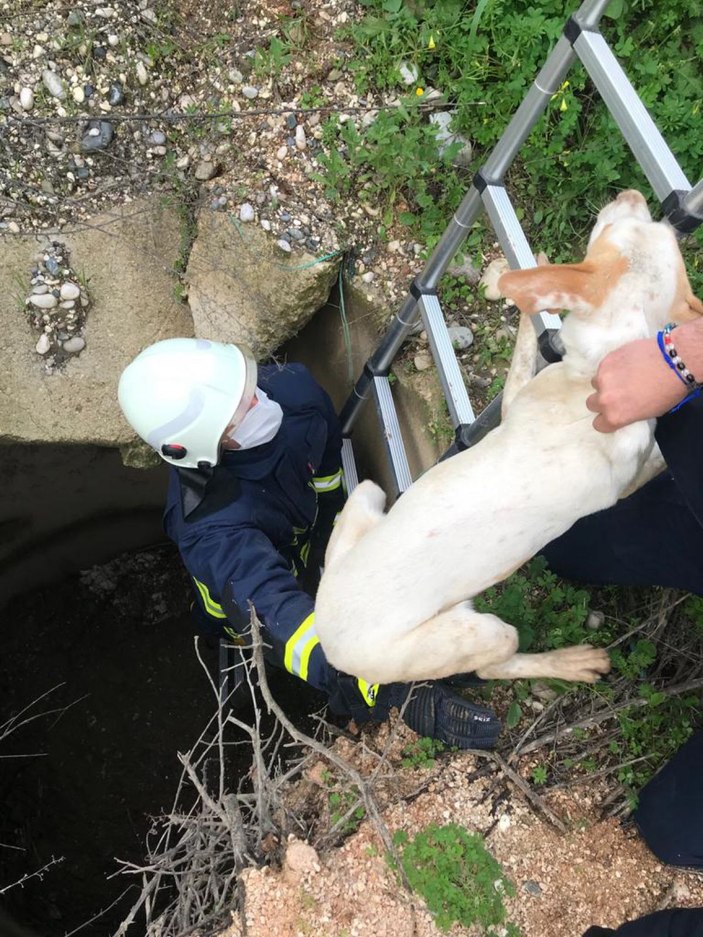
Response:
[0,278,446,608]
[285,281,445,498]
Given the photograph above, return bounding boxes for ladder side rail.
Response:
[573,29,690,203]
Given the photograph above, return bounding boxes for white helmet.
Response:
[118,338,257,469]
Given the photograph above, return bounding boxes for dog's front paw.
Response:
[549,645,611,683]
[479,257,511,300]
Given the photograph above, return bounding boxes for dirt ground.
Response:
[221,727,703,937]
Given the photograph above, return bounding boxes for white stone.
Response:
[7,221,20,234]
[63,336,86,353]
[136,61,148,86]
[276,239,292,253]
[242,85,258,99]
[29,293,58,309]
[260,219,271,232]
[36,333,51,355]
[108,34,119,47]
[239,202,255,223]
[72,86,85,104]
[414,352,432,371]
[60,282,81,300]
[19,87,34,111]
[276,145,288,161]
[398,61,419,86]
[42,69,65,99]
[295,125,306,150]
[447,325,474,350]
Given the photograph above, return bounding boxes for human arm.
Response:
[586,319,703,433]
[189,524,330,690]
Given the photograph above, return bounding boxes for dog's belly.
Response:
[317,409,654,654]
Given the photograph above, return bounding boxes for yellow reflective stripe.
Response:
[223,625,246,645]
[357,678,379,708]
[312,469,343,492]
[300,541,311,566]
[193,577,227,619]
[284,612,319,681]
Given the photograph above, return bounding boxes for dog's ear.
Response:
[498,235,628,317]
[671,291,703,323]
[497,261,597,316]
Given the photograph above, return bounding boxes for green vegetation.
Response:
[321,770,366,836]
[391,823,520,934]
[316,0,703,274]
[400,736,447,769]
[476,559,702,803]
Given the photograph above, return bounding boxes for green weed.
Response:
[391,824,520,934]
[400,736,446,769]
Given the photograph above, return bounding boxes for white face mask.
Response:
[226,388,283,450]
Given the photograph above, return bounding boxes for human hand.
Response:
[586,337,689,433]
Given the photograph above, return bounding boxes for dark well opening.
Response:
[0,305,376,936]
[0,453,329,936]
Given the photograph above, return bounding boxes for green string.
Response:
[338,266,354,385]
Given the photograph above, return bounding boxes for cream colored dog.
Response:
[315,190,703,686]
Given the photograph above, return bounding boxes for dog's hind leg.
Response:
[376,604,609,685]
[323,479,386,570]
[370,604,520,684]
[475,643,610,682]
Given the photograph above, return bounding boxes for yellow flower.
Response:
[415,87,424,96]
[560,97,568,111]
[428,35,436,49]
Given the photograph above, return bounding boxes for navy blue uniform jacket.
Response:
[163,363,344,691]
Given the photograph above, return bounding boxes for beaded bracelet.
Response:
[656,322,702,412]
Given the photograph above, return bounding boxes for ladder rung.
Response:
[418,294,475,428]
[372,375,413,494]
[481,184,562,335]
[340,437,359,494]
[575,31,690,201]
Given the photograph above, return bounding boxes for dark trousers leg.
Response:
[545,473,703,879]
[542,472,703,596]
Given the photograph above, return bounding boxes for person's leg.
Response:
[634,729,703,869]
[542,472,703,595]
[583,908,703,936]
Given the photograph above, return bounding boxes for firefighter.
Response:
[118,337,500,749]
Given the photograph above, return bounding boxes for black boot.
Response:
[385,682,501,750]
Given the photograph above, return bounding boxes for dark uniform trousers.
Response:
[163,362,381,723]
[544,399,703,935]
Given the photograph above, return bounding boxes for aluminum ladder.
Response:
[338,0,703,498]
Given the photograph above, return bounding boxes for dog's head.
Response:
[497,189,703,335]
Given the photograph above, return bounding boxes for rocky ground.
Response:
[222,723,703,937]
[1,0,512,403]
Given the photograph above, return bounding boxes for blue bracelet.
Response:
[656,324,702,411]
